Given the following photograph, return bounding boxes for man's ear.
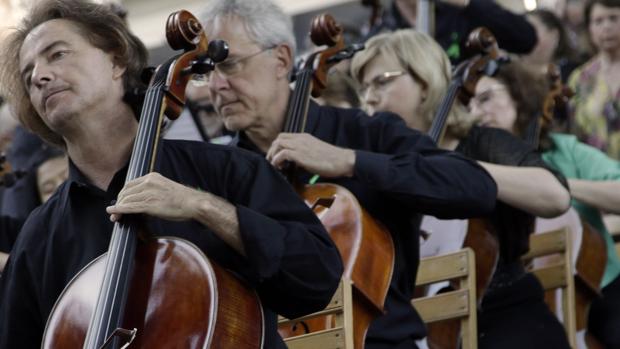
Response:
[273,44,293,80]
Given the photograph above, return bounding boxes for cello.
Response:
[42,10,263,348]
[418,27,505,349]
[277,14,394,349]
[530,65,606,349]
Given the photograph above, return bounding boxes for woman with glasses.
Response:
[351,29,572,349]
[469,59,620,348]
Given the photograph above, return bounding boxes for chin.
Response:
[44,108,77,132]
[223,115,248,132]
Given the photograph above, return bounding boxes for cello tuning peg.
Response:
[207,39,229,63]
[192,59,215,75]
[326,43,365,64]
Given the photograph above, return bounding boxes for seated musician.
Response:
[0,0,344,348]
[351,29,572,348]
[469,59,620,348]
[201,1,499,348]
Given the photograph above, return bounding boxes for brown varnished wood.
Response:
[278,184,394,349]
[163,11,208,119]
[302,184,394,309]
[534,69,605,345]
[277,14,394,348]
[351,287,379,349]
[574,222,606,331]
[458,28,501,105]
[419,28,502,349]
[43,10,262,348]
[463,219,499,297]
[425,219,498,349]
[308,14,345,97]
[42,237,263,348]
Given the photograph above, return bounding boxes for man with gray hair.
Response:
[0,0,344,348]
[201,0,498,348]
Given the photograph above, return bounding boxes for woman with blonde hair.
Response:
[351,29,471,140]
[352,29,572,349]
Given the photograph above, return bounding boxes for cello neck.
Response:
[428,79,461,143]
[83,75,168,349]
[284,66,315,134]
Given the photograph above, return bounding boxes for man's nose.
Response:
[207,70,231,91]
[31,63,53,88]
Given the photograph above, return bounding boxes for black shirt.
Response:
[368,0,537,64]
[234,102,498,348]
[0,139,343,349]
[0,216,24,253]
[456,126,568,264]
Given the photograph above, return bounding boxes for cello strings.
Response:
[91,80,164,346]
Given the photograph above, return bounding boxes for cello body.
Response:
[42,237,264,348]
[276,14,394,349]
[40,9,265,348]
[413,28,503,349]
[279,183,395,349]
[302,183,394,349]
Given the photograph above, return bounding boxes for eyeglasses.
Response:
[205,46,276,81]
[469,85,508,110]
[359,71,407,96]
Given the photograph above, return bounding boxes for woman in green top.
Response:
[469,59,620,348]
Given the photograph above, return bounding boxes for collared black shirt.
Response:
[367,0,537,64]
[0,139,343,349]
[234,102,497,348]
[0,216,24,253]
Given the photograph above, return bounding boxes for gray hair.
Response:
[201,0,296,56]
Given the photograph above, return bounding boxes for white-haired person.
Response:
[201,0,499,348]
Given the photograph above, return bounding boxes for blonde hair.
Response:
[351,29,473,137]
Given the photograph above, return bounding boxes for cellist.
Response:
[201,0,498,348]
[350,29,572,348]
[0,0,344,348]
[469,59,620,349]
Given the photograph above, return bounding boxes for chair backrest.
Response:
[522,227,577,348]
[412,247,477,349]
[279,278,354,349]
[535,207,582,270]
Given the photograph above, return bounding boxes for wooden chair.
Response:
[279,278,354,349]
[412,247,478,349]
[523,227,577,348]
